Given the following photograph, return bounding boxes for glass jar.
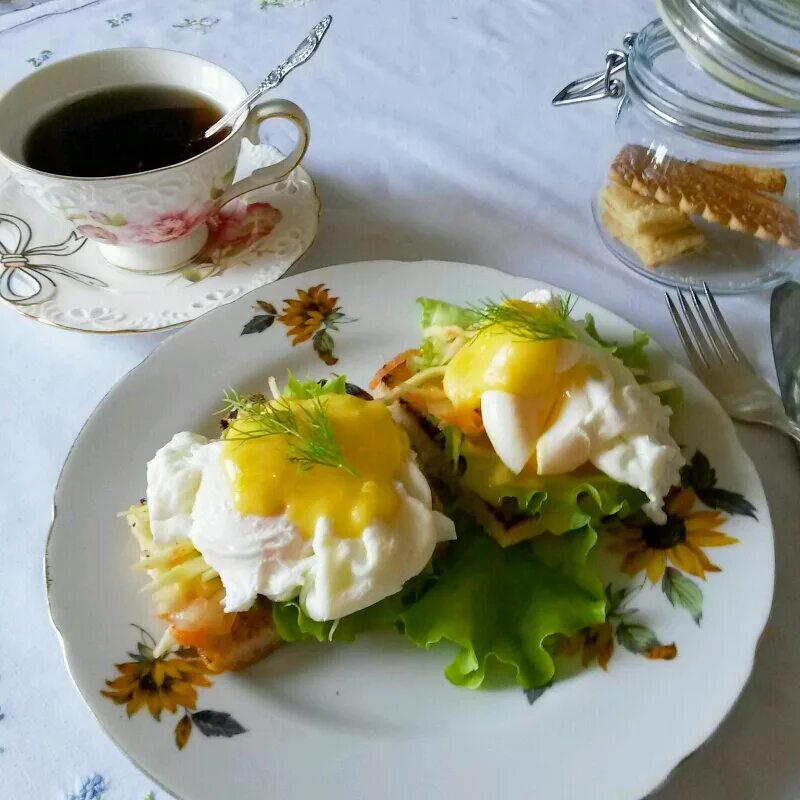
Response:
[554,3,800,294]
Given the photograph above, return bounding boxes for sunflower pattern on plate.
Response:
[101,626,245,750]
[554,582,679,676]
[548,449,754,681]
[608,449,753,595]
[609,486,737,583]
[240,283,354,364]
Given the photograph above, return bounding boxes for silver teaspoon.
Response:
[203,14,332,140]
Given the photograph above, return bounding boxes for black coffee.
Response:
[23,85,230,177]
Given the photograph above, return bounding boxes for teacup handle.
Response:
[214,98,310,207]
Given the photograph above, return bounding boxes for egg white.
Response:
[146,433,455,621]
[474,291,684,522]
[481,390,551,474]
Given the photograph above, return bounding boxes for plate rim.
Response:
[44,259,776,800]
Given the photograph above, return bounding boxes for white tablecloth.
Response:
[0,1,50,16]
[1,1,798,798]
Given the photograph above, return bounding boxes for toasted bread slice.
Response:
[388,399,547,547]
[196,599,281,673]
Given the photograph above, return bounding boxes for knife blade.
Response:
[770,281,800,454]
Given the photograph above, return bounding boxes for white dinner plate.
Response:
[46,260,774,800]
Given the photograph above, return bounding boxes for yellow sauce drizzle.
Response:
[443,304,563,409]
[222,394,409,539]
[442,303,598,473]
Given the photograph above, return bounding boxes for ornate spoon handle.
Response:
[204,15,332,139]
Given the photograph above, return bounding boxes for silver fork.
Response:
[666,283,800,443]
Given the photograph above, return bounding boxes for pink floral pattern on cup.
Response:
[133,204,214,245]
[75,224,120,244]
[76,202,214,247]
[204,201,282,258]
[178,199,284,283]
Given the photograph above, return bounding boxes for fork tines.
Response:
[665,282,749,369]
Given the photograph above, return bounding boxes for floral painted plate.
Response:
[0,141,318,333]
[46,261,774,800]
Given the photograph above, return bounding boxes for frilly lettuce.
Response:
[272,511,607,691]
[282,372,348,398]
[273,595,397,644]
[454,438,646,543]
[581,313,649,373]
[581,313,682,409]
[482,474,646,546]
[414,298,480,369]
[400,515,606,689]
[418,297,480,331]
[272,568,433,643]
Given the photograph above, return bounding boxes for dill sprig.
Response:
[557,293,577,319]
[221,389,356,476]
[471,294,576,342]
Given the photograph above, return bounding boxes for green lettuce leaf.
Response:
[271,543,612,691]
[272,601,330,642]
[514,474,645,540]
[582,313,682,409]
[457,442,646,540]
[273,595,400,643]
[282,372,348,398]
[400,515,606,689]
[414,298,480,369]
[273,513,607,691]
[418,297,479,330]
[654,384,683,411]
[272,566,436,643]
[581,313,649,373]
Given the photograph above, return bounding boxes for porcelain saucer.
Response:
[0,141,319,333]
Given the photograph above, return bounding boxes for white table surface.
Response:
[1,0,798,798]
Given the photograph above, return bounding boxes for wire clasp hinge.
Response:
[552,32,637,106]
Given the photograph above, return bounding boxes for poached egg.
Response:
[442,291,683,521]
[146,394,455,621]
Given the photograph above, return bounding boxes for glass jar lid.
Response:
[657,0,800,109]
[627,20,800,151]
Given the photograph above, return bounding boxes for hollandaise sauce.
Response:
[222,394,409,538]
[442,302,596,473]
[443,302,564,409]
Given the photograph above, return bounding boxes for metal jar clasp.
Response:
[552,32,637,106]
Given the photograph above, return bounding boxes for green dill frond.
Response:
[221,390,356,476]
[219,388,265,417]
[558,294,577,320]
[470,294,576,342]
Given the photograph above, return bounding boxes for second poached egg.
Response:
[442,291,683,521]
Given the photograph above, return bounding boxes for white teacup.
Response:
[0,48,309,273]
